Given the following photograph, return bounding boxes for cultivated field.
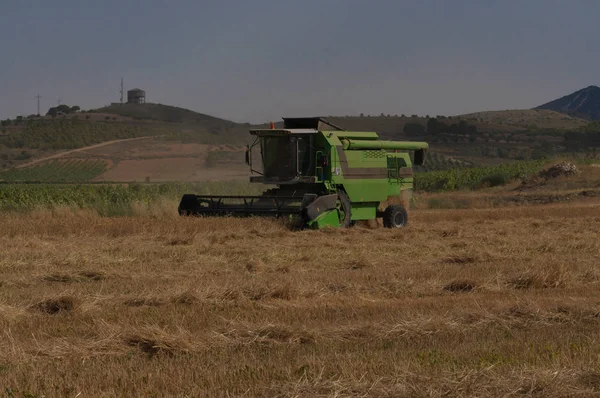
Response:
[1,192,600,396]
[1,137,249,183]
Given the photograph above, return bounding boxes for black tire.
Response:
[383,205,408,228]
[336,190,352,228]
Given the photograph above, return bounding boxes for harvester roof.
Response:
[282,117,345,131]
[249,128,318,135]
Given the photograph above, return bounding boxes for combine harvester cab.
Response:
[178,117,428,229]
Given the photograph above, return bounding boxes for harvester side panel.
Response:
[316,132,417,221]
[332,146,391,202]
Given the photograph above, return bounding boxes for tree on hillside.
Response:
[46,107,58,118]
[582,121,600,133]
[427,118,444,135]
[427,117,477,137]
[56,104,71,114]
[403,123,425,136]
[46,104,81,117]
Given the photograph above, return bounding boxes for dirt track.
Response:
[14,136,155,169]
[11,136,249,182]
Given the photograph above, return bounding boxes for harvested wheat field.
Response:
[1,199,600,397]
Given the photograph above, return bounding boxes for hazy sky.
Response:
[1,0,598,123]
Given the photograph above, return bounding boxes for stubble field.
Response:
[1,197,600,397]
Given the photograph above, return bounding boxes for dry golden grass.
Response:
[1,196,600,396]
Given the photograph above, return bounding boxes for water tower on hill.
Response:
[127,88,146,104]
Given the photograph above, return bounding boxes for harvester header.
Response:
[179,117,428,229]
[250,128,318,136]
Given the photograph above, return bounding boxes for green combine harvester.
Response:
[178,117,428,228]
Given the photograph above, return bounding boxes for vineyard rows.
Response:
[0,120,150,150]
[415,159,545,192]
[0,159,107,182]
[415,151,474,172]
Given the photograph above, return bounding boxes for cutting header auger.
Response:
[178,117,428,229]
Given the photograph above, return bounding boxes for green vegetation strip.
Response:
[415,160,545,192]
[0,182,266,215]
[416,151,474,172]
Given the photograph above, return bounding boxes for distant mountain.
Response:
[535,85,600,120]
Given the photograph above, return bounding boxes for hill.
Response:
[92,103,247,131]
[322,114,589,164]
[2,99,598,179]
[326,110,587,138]
[536,85,600,120]
[0,103,254,170]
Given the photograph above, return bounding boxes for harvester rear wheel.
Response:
[336,190,352,228]
[383,205,408,228]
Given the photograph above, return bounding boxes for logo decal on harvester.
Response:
[333,167,341,176]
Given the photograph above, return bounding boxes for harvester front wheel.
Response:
[383,205,408,228]
[336,190,352,228]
